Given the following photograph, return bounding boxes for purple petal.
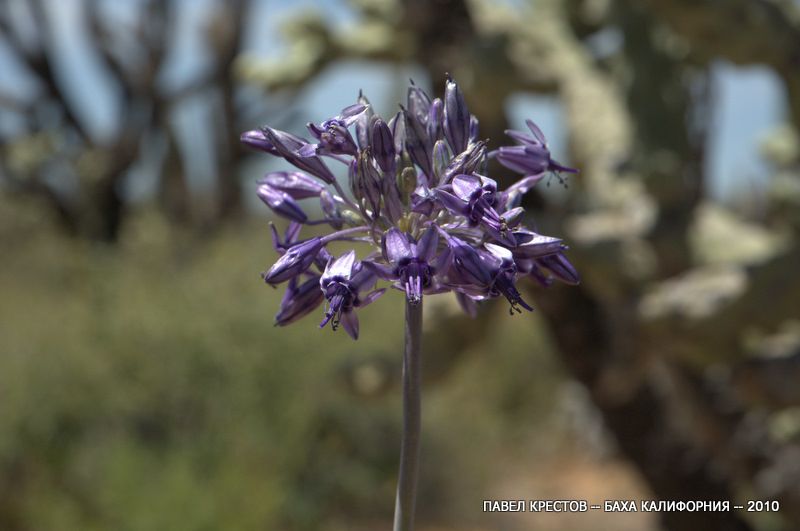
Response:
[456,291,479,318]
[504,129,539,145]
[340,310,359,340]
[269,223,281,252]
[306,122,325,140]
[443,234,492,286]
[383,228,413,263]
[433,188,469,217]
[415,225,439,262]
[325,250,356,280]
[484,242,513,262]
[526,119,547,145]
[550,159,579,174]
[496,145,549,175]
[351,263,377,291]
[538,252,580,285]
[451,174,481,201]
[296,143,319,158]
[505,174,545,196]
[502,207,524,228]
[339,103,367,125]
[285,222,302,244]
[512,231,564,257]
[275,275,325,326]
[362,260,397,281]
[410,192,435,216]
[359,288,386,308]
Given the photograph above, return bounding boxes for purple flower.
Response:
[434,174,517,246]
[437,229,493,288]
[364,225,441,304]
[319,251,386,339]
[245,75,578,339]
[493,119,578,178]
[300,103,366,157]
[482,243,533,313]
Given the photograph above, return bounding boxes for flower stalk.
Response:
[393,299,423,531]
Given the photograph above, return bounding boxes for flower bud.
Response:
[431,139,450,186]
[537,252,580,285]
[262,237,323,285]
[260,171,324,199]
[357,149,382,218]
[257,183,308,223]
[427,98,443,142]
[444,75,470,154]
[275,275,325,326]
[355,91,373,149]
[403,107,433,179]
[399,167,418,201]
[241,130,278,154]
[407,80,432,124]
[370,116,396,173]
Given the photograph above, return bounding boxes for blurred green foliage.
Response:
[0,196,566,531]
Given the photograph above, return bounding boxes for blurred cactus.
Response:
[239,0,800,529]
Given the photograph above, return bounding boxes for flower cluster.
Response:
[243,76,579,340]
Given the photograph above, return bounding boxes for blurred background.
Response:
[1,0,799,530]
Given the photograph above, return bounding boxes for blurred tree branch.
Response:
[0,0,260,241]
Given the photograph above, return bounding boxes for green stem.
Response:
[393,299,423,531]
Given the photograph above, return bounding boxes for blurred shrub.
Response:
[0,198,564,531]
